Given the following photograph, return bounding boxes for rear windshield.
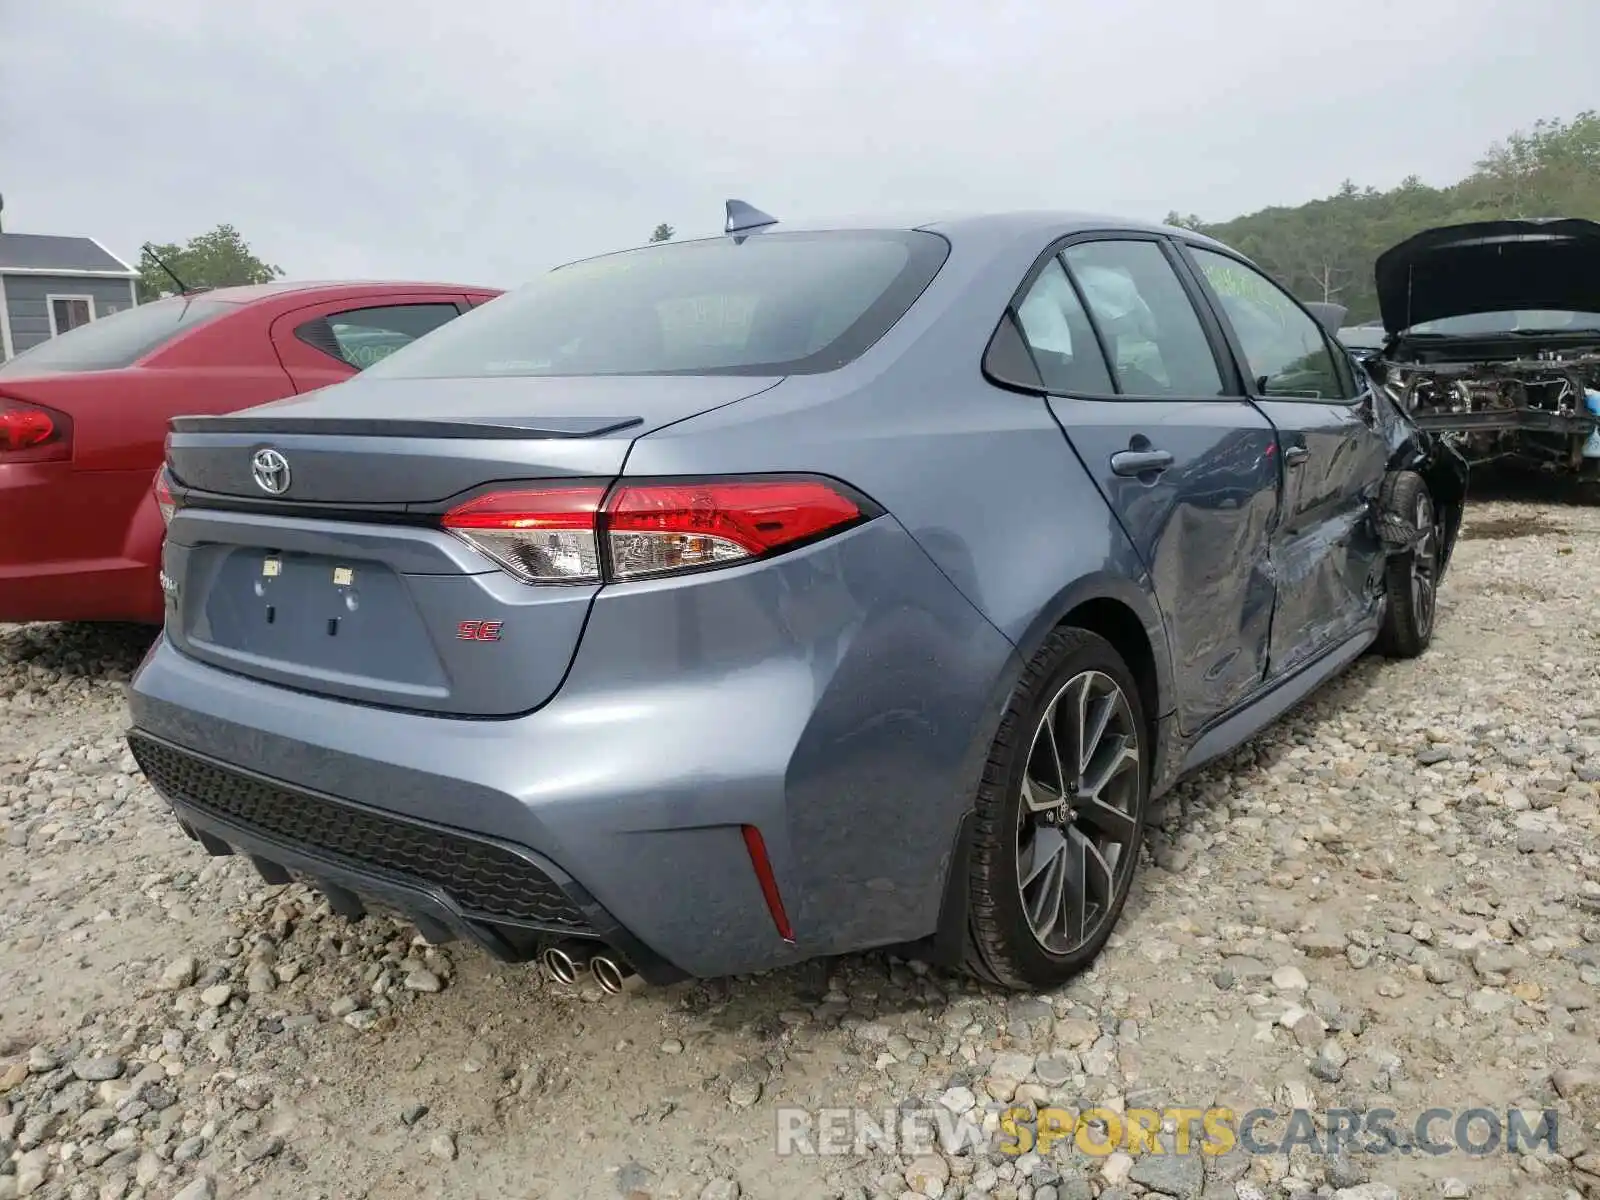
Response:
[362,230,950,379]
[0,296,233,376]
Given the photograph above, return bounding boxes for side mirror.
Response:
[1302,302,1347,336]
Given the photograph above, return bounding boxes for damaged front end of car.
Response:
[1366,217,1600,478]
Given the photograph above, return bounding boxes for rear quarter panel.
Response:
[624,224,1171,688]
[619,227,1174,946]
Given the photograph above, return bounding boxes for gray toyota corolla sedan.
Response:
[127,203,1467,993]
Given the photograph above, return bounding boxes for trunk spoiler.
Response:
[167,414,644,440]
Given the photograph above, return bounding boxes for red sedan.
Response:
[0,280,500,624]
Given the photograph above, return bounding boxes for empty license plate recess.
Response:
[193,549,449,690]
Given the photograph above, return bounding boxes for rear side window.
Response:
[0,296,232,375]
[1061,240,1225,397]
[295,303,463,370]
[1012,259,1114,393]
[361,230,950,379]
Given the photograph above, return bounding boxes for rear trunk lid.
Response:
[162,373,781,716]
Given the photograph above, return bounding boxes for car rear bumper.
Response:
[126,517,1021,980]
[127,729,687,984]
[0,558,164,625]
[0,464,165,624]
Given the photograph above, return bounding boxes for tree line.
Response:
[1166,110,1600,322]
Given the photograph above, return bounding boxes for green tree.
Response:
[649,223,675,243]
[1174,110,1600,322]
[137,224,284,300]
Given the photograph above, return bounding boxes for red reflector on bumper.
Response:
[741,824,795,944]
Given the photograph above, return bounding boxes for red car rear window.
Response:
[0,296,233,376]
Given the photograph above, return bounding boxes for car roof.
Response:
[175,280,497,304]
[638,209,1236,253]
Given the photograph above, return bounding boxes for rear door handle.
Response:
[1285,445,1310,468]
[1110,449,1175,477]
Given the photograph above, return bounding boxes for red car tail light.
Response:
[440,477,871,585]
[604,479,864,580]
[741,824,796,943]
[441,486,607,584]
[0,397,73,464]
[154,469,177,526]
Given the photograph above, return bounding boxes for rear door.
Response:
[1181,246,1390,677]
[1010,234,1282,736]
[269,295,471,393]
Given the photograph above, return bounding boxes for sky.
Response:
[4,0,1598,290]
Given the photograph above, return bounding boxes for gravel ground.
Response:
[4,492,1600,1200]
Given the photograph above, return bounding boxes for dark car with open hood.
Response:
[1364,217,1600,479]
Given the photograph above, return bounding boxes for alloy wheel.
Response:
[1015,670,1142,955]
[1411,490,1438,637]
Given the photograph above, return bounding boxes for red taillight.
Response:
[154,470,177,526]
[441,486,606,584]
[0,397,73,463]
[605,481,862,580]
[440,477,868,585]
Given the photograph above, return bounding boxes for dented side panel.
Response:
[1253,397,1390,678]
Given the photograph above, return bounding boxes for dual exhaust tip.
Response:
[540,942,633,994]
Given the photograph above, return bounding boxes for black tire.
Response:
[962,628,1149,991]
[1375,470,1440,659]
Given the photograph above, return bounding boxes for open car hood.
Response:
[1375,217,1600,334]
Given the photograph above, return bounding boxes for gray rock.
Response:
[905,1155,949,1196]
[1297,928,1348,958]
[990,1052,1036,1082]
[430,1132,457,1161]
[14,1149,49,1197]
[403,969,442,994]
[70,1056,123,1083]
[1219,956,1273,981]
[1126,1151,1203,1198]
[1551,1066,1600,1100]
[198,984,231,1008]
[156,956,197,991]
[241,1135,283,1163]
[1324,1155,1368,1188]
[699,1182,740,1200]
[244,962,276,995]
[939,1086,976,1114]
[170,1179,216,1200]
[1035,1055,1076,1087]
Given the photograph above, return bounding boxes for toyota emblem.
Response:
[251,448,291,495]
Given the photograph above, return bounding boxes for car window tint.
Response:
[1060,241,1223,396]
[360,231,949,379]
[298,303,462,370]
[1012,258,1114,393]
[1189,249,1350,400]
